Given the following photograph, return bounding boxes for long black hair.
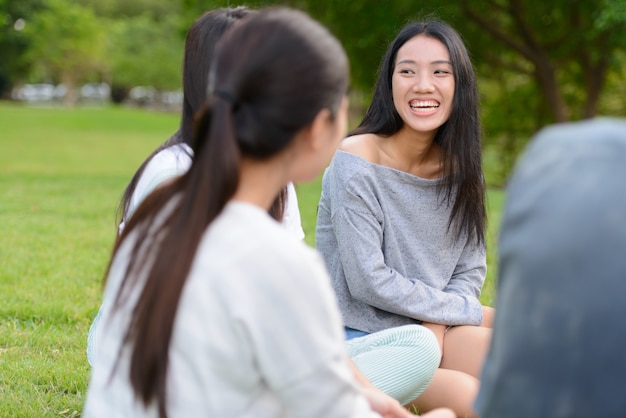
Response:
[110,8,349,418]
[351,20,486,245]
[115,7,295,225]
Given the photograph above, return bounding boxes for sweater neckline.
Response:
[335,150,445,186]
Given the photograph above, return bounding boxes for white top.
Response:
[88,144,304,367]
[119,143,304,240]
[84,202,379,418]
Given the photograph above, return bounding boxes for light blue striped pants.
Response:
[345,324,441,405]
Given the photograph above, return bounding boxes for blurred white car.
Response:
[12,83,56,101]
[80,83,110,101]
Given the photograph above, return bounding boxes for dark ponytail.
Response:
[117,7,253,227]
[112,96,241,417]
[108,8,349,418]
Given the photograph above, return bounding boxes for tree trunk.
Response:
[533,56,568,122]
[61,73,78,107]
[461,0,569,123]
[582,53,609,119]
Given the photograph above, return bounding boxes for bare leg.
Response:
[413,312,493,416]
[406,368,478,418]
[440,325,492,378]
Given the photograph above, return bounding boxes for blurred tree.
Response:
[460,0,626,123]
[0,0,44,98]
[450,0,626,183]
[24,0,105,105]
[179,0,626,184]
[104,13,184,103]
[3,0,624,181]
[75,0,186,104]
[180,0,281,29]
[79,0,179,20]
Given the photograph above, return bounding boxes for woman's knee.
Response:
[398,325,442,369]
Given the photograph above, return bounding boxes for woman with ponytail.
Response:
[86,6,304,366]
[83,7,453,418]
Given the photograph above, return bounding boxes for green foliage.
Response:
[105,13,184,91]
[0,0,45,97]
[1,0,186,101]
[23,0,105,103]
[297,0,458,95]
[595,0,626,31]
[78,0,181,20]
[79,0,186,91]
[1,0,625,179]
[599,50,626,114]
[450,0,626,182]
[460,0,626,119]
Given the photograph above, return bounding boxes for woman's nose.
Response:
[413,74,435,92]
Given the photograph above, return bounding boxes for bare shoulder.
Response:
[338,133,382,164]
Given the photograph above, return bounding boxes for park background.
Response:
[1,0,625,416]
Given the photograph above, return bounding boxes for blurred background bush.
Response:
[2,0,625,184]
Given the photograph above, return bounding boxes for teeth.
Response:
[410,100,439,109]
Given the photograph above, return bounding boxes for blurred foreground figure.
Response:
[476,118,626,418]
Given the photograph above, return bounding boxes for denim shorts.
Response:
[344,326,371,340]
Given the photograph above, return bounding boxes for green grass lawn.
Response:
[0,102,503,416]
[0,103,178,416]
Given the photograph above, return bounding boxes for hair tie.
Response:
[214,89,238,108]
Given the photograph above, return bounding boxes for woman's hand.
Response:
[351,357,455,417]
[363,387,456,418]
[349,359,413,417]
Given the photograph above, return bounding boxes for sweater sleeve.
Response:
[328,157,483,326]
[444,239,486,300]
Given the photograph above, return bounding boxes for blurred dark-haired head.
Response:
[181,7,254,142]
[196,7,349,160]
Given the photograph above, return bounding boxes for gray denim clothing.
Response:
[476,118,626,417]
[316,150,485,333]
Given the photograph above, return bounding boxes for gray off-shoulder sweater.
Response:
[316,150,485,333]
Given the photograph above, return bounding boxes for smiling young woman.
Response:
[392,35,455,145]
[316,19,492,418]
